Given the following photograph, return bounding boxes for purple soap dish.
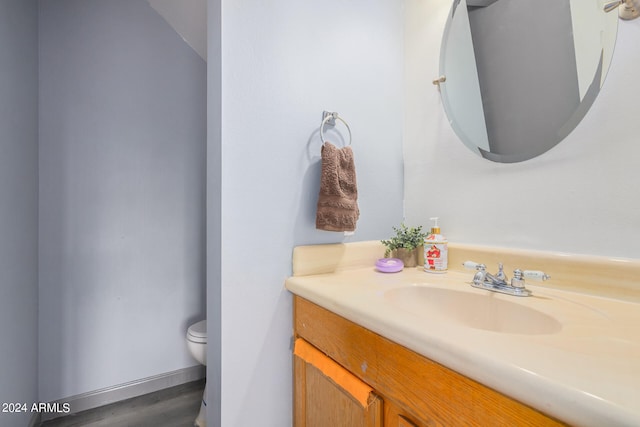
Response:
[375,258,404,273]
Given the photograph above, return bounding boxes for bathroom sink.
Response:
[385,286,562,335]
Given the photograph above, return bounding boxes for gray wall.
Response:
[208,0,405,424]
[38,0,206,401]
[0,0,39,426]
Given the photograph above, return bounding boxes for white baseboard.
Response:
[40,365,205,422]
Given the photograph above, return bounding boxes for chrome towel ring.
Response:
[320,111,352,146]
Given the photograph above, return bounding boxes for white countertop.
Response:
[286,265,640,426]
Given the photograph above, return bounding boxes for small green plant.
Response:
[381,223,428,258]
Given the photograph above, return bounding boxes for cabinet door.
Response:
[384,399,427,427]
[398,417,419,427]
[294,339,382,427]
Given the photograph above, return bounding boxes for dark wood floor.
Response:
[40,379,205,427]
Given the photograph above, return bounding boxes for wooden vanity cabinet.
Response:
[293,296,566,427]
[294,338,383,427]
[384,400,424,427]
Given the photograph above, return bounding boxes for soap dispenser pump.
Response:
[424,217,448,273]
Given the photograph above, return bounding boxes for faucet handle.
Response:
[511,269,525,288]
[511,269,549,291]
[522,270,550,281]
[495,263,507,281]
[463,261,486,271]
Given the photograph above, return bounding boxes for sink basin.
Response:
[385,286,562,335]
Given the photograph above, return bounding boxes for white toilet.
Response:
[187,320,207,427]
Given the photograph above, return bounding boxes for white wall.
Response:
[404,1,640,260]
[206,0,222,423]
[38,0,206,401]
[0,1,39,426]
[208,0,405,424]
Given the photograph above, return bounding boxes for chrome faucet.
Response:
[463,261,550,297]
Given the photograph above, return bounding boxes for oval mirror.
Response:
[439,0,618,163]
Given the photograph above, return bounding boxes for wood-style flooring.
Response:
[40,379,205,427]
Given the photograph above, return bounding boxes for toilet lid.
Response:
[187,320,207,343]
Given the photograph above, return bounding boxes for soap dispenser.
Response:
[424,217,448,273]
